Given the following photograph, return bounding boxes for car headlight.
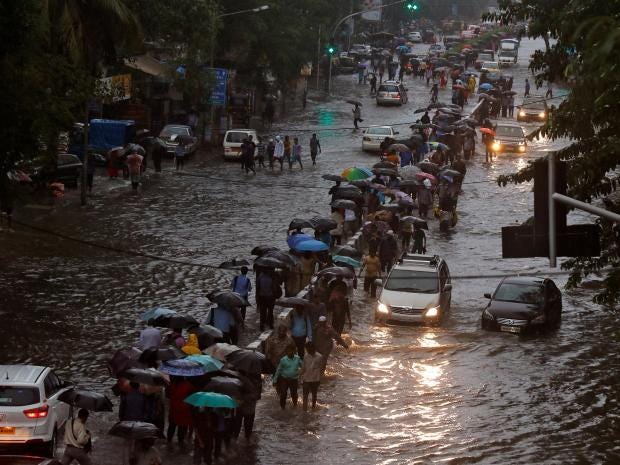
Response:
[518,145,526,152]
[377,302,389,314]
[519,110,526,117]
[425,306,439,317]
[482,308,494,320]
[538,111,546,118]
[492,141,501,151]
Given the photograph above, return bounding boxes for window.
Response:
[44,372,60,397]
[160,126,190,137]
[494,283,544,305]
[384,269,438,293]
[226,132,250,143]
[378,85,399,93]
[0,386,40,406]
[495,126,524,138]
[366,127,391,136]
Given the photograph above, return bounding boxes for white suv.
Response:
[0,365,72,456]
[375,254,452,324]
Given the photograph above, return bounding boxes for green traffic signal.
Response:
[406,2,419,10]
[327,45,335,54]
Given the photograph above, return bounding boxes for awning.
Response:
[124,55,170,78]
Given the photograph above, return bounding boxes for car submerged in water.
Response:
[481,277,562,334]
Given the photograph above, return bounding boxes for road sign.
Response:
[208,68,228,106]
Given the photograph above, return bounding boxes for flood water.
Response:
[1,38,618,464]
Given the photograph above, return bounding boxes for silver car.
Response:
[376,81,408,106]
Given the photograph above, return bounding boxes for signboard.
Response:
[208,68,228,106]
[361,0,382,22]
[98,74,132,102]
[300,63,313,76]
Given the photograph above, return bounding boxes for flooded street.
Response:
[1,38,618,464]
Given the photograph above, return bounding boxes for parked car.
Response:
[517,95,548,122]
[158,124,198,156]
[222,129,258,160]
[30,153,82,188]
[480,61,500,72]
[375,254,452,325]
[376,81,408,106]
[407,31,422,42]
[428,43,445,56]
[0,365,72,457]
[474,51,495,69]
[481,277,562,334]
[362,126,398,152]
[490,123,527,154]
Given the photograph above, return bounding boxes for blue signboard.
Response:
[208,68,228,106]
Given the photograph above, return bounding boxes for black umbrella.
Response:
[315,266,356,279]
[251,245,280,256]
[349,179,372,189]
[254,256,286,269]
[120,368,167,386]
[188,325,224,350]
[151,313,199,330]
[309,217,337,232]
[276,297,313,309]
[107,347,144,376]
[218,258,251,269]
[378,204,402,212]
[427,102,447,109]
[226,350,269,374]
[139,346,185,365]
[124,144,146,156]
[322,174,345,183]
[417,161,439,174]
[333,186,363,200]
[373,168,398,177]
[414,108,429,114]
[109,421,160,440]
[398,179,421,190]
[264,250,301,269]
[332,245,362,259]
[203,376,244,399]
[346,99,362,106]
[58,389,113,412]
[400,216,429,230]
[207,290,250,308]
[288,218,313,231]
[410,123,439,130]
[331,199,357,210]
[373,161,398,169]
[440,169,463,179]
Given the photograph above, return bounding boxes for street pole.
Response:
[548,152,556,267]
[316,24,321,91]
[80,101,89,206]
[328,56,333,95]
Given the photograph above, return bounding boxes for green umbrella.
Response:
[185,355,224,373]
[184,392,237,409]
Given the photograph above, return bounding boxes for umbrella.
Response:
[309,217,337,232]
[151,313,198,330]
[378,204,401,212]
[204,343,241,362]
[373,168,398,177]
[139,307,176,322]
[349,179,371,189]
[479,83,493,90]
[276,297,313,309]
[333,186,363,200]
[388,143,410,152]
[503,90,517,95]
[315,266,356,279]
[400,216,429,230]
[108,347,143,376]
[251,245,280,256]
[109,421,159,440]
[159,359,208,377]
[372,161,398,169]
[428,141,449,151]
[254,255,286,269]
[479,127,495,136]
[188,325,223,349]
[398,196,415,206]
[293,239,329,252]
[414,108,429,114]
[374,210,393,221]
[124,144,146,156]
[322,174,345,183]
[185,354,224,372]
[264,250,301,269]
[226,349,268,374]
[440,169,463,179]
[341,167,373,181]
[400,165,422,180]
[287,233,313,249]
[332,245,362,259]
[346,99,362,106]
[139,346,185,364]
[332,255,362,268]
[58,389,113,412]
[207,290,250,308]
[331,199,357,210]
[398,179,421,190]
[288,218,313,231]
[184,392,237,409]
[120,368,167,386]
[218,258,251,269]
[417,159,439,174]
[202,377,244,399]
[416,172,438,183]
[410,123,439,130]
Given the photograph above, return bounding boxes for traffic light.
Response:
[406,2,419,10]
[327,44,336,55]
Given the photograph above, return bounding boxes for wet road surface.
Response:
[1,38,618,464]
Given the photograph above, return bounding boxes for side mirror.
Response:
[374,278,383,287]
[443,283,452,292]
[484,293,491,299]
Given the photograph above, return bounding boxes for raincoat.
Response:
[181,333,201,355]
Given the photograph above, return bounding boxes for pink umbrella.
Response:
[415,172,438,183]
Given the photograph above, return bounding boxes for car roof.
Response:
[495,122,523,128]
[226,129,256,133]
[501,276,546,285]
[163,124,190,129]
[366,125,392,130]
[0,365,48,384]
[392,254,442,272]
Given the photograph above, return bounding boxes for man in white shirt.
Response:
[139,323,162,350]
[61,409,92,465]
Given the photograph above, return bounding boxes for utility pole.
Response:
[80,102,89,206]
[316,24,321,91]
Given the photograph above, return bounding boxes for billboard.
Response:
[208,68,228,106]
[361,0,382,22]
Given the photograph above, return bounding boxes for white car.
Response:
[375,254,452,324]
[407,31,422,42]
[362,126,398,152]
[0,365,72,456]
[223,129,258,160]
[480,61,500,72]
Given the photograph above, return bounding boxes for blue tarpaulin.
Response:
[88,119,135,151]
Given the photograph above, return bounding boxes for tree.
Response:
[489,1,620,305]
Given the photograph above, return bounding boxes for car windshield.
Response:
[0,386,40,406]
[494,283,544,304]
[384,269,438,293]
[483,62,498,68]
[486,72,501,80]
[379,85,399,93]
[366,127,391,135]
[478,53,493,61]
[161,126,190,137]
[226,132,250,143]
[495,126,524,138]
[522,98,546,110]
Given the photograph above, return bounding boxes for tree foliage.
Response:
[489,1,620,306]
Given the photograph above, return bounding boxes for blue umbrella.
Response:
[139,307,176,321]
[159,359,208,377]
[479,83,493,90]
[293,239,329,252]
[185,355,224,373]
[286,233,313,249]
[184,392,237,409]
[332,255,361,268]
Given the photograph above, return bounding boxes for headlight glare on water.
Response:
[377,302,389,314]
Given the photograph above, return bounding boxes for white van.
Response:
[223,129,258,160]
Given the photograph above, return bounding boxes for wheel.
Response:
[43,427,57,458]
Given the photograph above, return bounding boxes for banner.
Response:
[98,74,132,102]
[361,0,382,22]
[208,68,228,106]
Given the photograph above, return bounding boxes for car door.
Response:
[44,372,70,430]
[440,264,452,312]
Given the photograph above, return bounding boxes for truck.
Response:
[498,39,519,66]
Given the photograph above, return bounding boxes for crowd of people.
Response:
[237,134,322,174]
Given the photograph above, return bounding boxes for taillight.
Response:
[392,93,400,99]
[224,147,231,152]
[24,405,49,419]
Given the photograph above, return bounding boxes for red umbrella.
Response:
[415,172,438,183]
[479,127,495,136]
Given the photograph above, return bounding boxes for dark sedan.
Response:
[481,277,562,334]
[31,153,83,188]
